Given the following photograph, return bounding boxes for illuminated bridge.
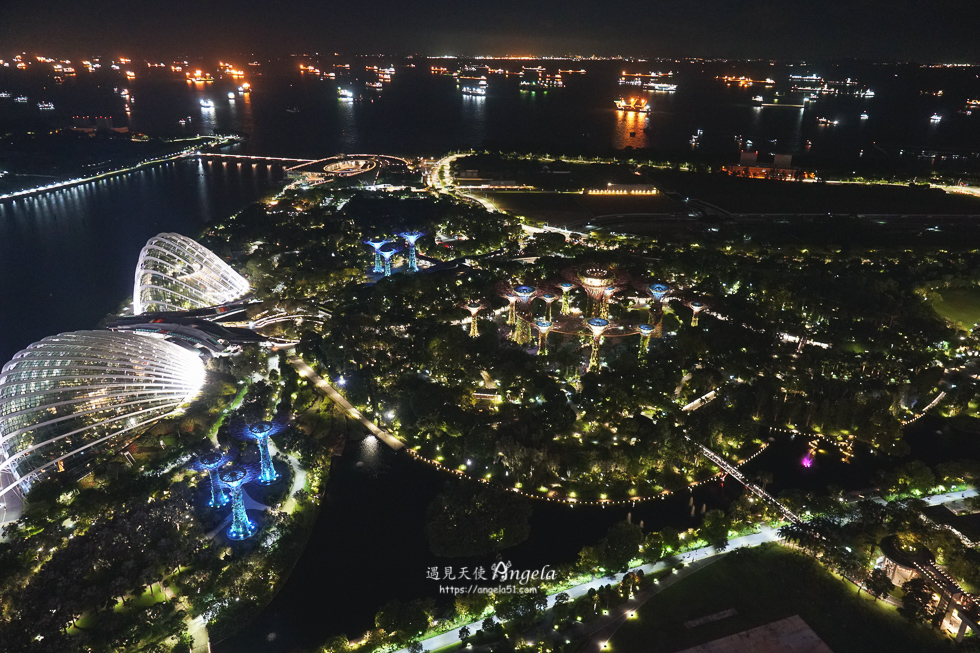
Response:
[685,435,801,524]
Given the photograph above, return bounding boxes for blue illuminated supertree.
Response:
[243,421,280,485]
[364,239,392,274]
[380,248,401,277]
[398,231,425,272]
[197,450,231,507]
[649,283,669,302]
[219,467,256,540]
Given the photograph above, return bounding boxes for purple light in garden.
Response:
[802,453,814,468]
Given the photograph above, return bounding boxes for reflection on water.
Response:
[612,109,650,149]
[0,160,285,364]
[460,93,487,146]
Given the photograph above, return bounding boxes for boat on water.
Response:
[366,81,383,89]
[462,78,488,96]
[645,82,677,92]
[14,95,27,103]
[860,112,869,119]
[286,107,300,113]
[816,117,839,125]
[338,88,355,101]
[227,92,236,99]
[930,113,942,123]
[751,95,763,104]
[37,102,55,110]
[0,91,10,98]
[614,97,650,112]
[199,98,215,108]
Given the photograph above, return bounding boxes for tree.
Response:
[495,591,547,627]
[425,483,532,557]
[375,598,431,643]
[598,520,643,572]
[577,545,600,578]
[459,625,471,645]
[699,509,730,551]
[899,577,934,624]
[320,634,352,653]
[864,568,894,602]
[641,532,664,563]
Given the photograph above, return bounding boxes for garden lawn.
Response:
[929,288,980,330]
[609,544,954,653]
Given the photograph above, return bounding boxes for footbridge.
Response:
[685,435,801,524]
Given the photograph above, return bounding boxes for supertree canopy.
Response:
[563,264,631,318]
[220,467,256,540]
[363,239,391,274]
[242,421,279,485]
[585,317,611,372]
[398,231,426,273]
[557,282,576,315]
[465,301,484,338]
[650,283,670,301]
[535,319,553,354]
[380,248,401,277]
[197,450,232,507]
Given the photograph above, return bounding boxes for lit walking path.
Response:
[287,356,404,450]
[395,487,977,652]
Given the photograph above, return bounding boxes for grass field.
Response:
[643,170,980,215]
[609,544,955,653]
[929,288,980,330]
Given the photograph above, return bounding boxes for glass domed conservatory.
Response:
[133,232,250,314]
[0,331,206,501]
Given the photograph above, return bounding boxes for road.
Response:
[288,356,404,450]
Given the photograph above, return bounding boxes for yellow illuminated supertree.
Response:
[690,301,705,326]
[586,317,610,372]
[557,282,576,315]
[542,293,558,320]
[465,302,483,337]
[638,323,654,357]
[535,319,553,354]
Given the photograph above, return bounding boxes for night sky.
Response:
[1,0,978,60]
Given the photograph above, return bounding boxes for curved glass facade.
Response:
[133,232,250,314]
[0,331,206,499]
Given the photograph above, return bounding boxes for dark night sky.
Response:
[1,0,978,60]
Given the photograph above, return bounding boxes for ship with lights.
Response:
[614,97,650,112]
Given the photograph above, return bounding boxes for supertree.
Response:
[399,231,425,272]
[649,283,670,302]
[197,450,231,507]
[564,264,630,318]
[465,301,483,338]
[380,248,401,277]
[586,317,610,372]
[363,239,391,274]
[220,467,256,540]
[541,293,558,320]
[557,282,576,315]
[600,286,619,319]
[513,285,539,344]
[637,324,655,357]
[496,282,520,325]
[690,301,705,326]
[242,421,279,485]
[535,319,553,354]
